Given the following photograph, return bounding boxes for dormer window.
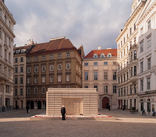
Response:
[93,54,98,58]
[107,53,112,58]
[100,53,105,58]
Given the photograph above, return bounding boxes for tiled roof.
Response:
[29,38,76,55]
[84,49,117,59]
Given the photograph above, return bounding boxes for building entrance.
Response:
[102,97,109,109]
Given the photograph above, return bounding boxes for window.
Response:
[66,63,71,70]
[27,67,31,73]
[49,75,54,83]
[34,65,38,73]
[49,64,54,71]
[107,53,112,58]
[140,79,144,91]
[140,61,143,73]
[20,66,23,73]
[20,88,23,96]
[104,85,108,94]
[20,77,23,84]
[134,66,137,76]
[134,50,137,60]
[94,62,98,66]
[93,54,98,58]
[15,58,18,63]
[113,62,117,65]
[42,76,46,83]
[94,85,98,91]
[94,71,98,80]
[50,55,54,60]
[15,88,18,96]
[104,72,108,80]
[20,57,23,62]
[113,72,117,80]
[130,27,132,35]
[58,75,62,82]
[104,62,108,65]
[134,84,136,94]
[66,74,70,82]
[42,87,46,94]
[147,34,151,48]
[26,88,30,95]
[140,40,144,53]
[34,56,38,62]
[100,53,105,58]
[27,77,30,84]
[42,56,46,61]
[147,57,151,70]
[41,65,46,72]
[84,86,88,88]
[84,72,88,81]
[58,53,62,59]
[15,66,18,73]
[148,20,151,30]
[57,64,62,70]
[84,62,88,66]
[113,85,117,93]
[147,77,151,90]
[34,76,38,84]
[34,87,38,94]
[66,52,70,57]
[134,23,136,31]
[130,85,132,95]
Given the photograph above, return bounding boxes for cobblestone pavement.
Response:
[0,119,156,137]
[100,109,154,118]
[0,110,156,137]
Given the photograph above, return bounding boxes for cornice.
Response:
[116,1,146,42]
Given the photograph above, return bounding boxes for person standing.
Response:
[61,105,66,120]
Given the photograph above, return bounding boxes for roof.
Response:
[29,38,76,55]
[84,49,117,59]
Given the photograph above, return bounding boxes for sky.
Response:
[6,0,132,54]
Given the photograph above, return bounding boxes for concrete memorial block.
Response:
[46,88,98,116]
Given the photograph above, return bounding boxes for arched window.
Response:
[100,53,105,58]
[107,53,112,58]
[93,54,98,58]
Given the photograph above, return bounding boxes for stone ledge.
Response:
[30,114,114,121]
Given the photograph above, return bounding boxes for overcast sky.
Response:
[6,0,132,54]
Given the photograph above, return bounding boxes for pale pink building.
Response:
[82,48,118,110]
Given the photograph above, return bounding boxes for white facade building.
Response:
[117,0,156,115]
[0,0,16,111]
[138,0,156,115]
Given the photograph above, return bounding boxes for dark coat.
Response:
[61,107,66,114]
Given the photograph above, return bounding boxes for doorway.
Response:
[102,97,109,109]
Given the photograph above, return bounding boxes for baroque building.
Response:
[82,48,118,110]
[0,0,15,111]
[26,37,83,109]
